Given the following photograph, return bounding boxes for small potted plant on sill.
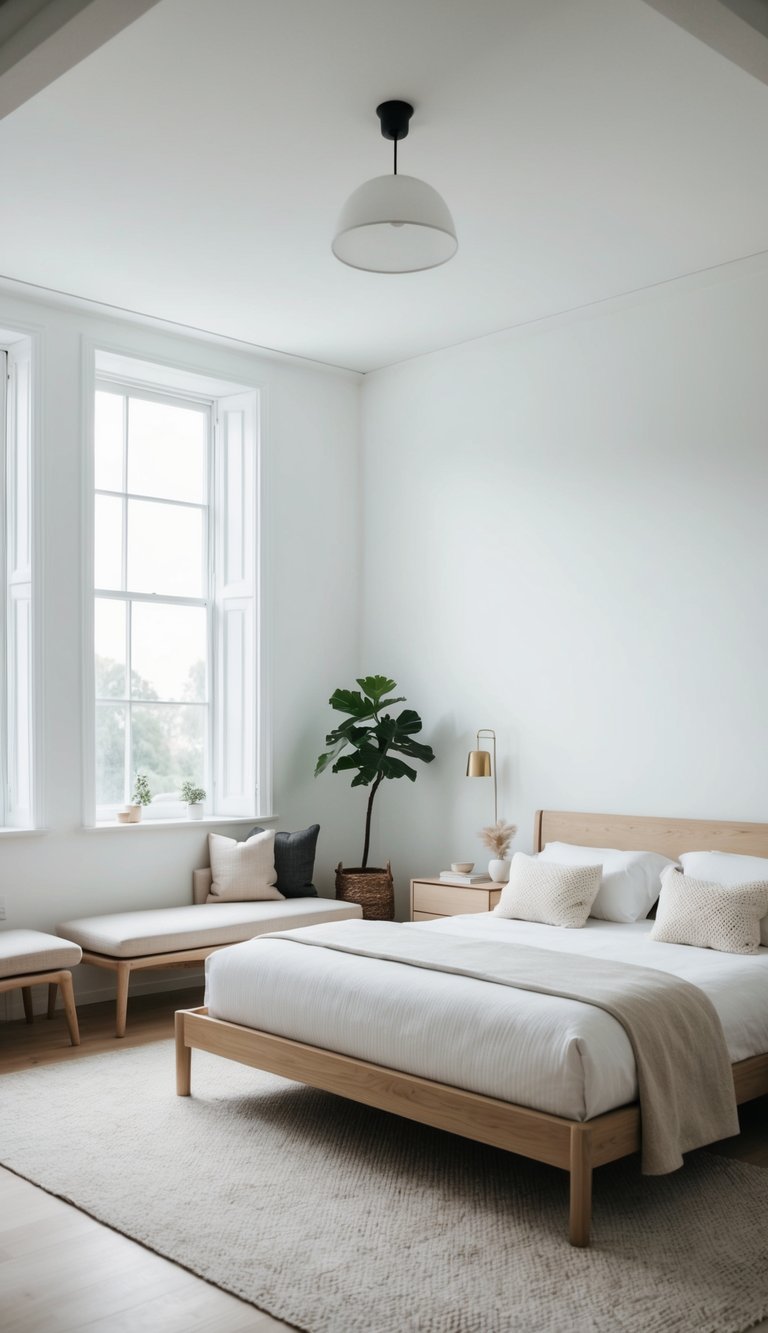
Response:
[479,819,518,883]
[126,772,152,823]
[315,675,435,919]
[180,781,206,821]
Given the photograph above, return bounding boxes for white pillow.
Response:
[538,841,676,923]
[207,830,283,902]
[680,851,768,947]
[494,852,601,928]
[651,865,768,955]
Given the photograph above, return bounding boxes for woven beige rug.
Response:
[1,1040,767,1333]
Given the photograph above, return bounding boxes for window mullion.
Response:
[125,598,133,803]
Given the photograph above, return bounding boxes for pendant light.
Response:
[332,100,458,274]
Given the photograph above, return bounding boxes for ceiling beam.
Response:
[0,0,161,120]
[641,0,768,86]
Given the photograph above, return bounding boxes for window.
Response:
[91,367,261,823]
[1,337,36,829]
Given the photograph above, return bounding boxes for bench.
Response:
[0,929,82,1046]
[58,868,362,1037]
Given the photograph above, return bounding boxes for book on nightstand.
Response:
[438,870,492,885]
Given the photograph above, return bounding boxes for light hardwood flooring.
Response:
[1,988,767,1332]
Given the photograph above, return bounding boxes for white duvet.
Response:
[204,913,768,1121]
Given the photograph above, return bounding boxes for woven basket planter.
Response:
[335,862,394,920]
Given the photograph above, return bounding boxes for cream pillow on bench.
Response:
[207,829,282,902]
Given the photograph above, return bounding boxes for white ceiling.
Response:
[1,0,768,372]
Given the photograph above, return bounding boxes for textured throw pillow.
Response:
[207,830,283,903]
[494,852,602,928]
[249,824,320,898]
[538,842,676,923]
[680,851,768,947]
[651,866,768,954]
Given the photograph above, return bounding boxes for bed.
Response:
[174,810,768,1246]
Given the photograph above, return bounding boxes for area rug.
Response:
[1,1042,767,1333]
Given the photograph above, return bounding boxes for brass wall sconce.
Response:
[466,728,497,823]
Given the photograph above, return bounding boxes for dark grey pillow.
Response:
[249,824,320,898]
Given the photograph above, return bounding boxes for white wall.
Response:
[0,285,362,1008]
[360,265,768,916]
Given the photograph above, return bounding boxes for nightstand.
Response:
[409,877,502,921]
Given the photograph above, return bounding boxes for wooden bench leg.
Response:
[47,982,57,1019]
[175,1010,191,1096]
[569,1126,593,1247]
[21,987,34,1024]
[115,962,131,1038]
[58,972,80,1047]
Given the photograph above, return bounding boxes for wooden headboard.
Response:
[534,810,768,861]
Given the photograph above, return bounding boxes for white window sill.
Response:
[0,826,47,838]
[86,814,275,832]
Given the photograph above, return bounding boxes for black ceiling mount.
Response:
[376,100,414,141]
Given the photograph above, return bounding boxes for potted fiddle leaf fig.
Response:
[315,675,435,918]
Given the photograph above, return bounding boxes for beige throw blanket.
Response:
[268,920,739,1174]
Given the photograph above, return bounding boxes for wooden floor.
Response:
[1,988,767,1332]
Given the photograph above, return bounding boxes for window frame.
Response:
[1,333,41,833]
[93,378,214,823]
[83,348,269,829]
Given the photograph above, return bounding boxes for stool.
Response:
[0,929,82,1046]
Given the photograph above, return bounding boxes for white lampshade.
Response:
[332,173,458,273]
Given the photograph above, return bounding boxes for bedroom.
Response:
[0,0,767,1330]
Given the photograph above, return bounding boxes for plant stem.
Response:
[362,772,383,869]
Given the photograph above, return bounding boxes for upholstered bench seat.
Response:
[58,899,360,958]
[58,894,362,1037]
[0,928,82,1045]
[0,929,82,978]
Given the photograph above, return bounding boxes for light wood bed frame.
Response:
[174,810,768,1246]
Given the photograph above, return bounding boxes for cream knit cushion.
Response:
[651,866,768,955]
[680,852,768,947]
[494,852,602,928]
[207,830,282,902]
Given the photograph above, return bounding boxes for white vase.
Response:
[488,858,511,883]
[186,802,204,821]
[126,804,142,824]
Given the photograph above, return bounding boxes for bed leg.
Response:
[175,1010,191,1096]
[569,1125,593,1247]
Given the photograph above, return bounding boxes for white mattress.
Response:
[204,914,768,1121]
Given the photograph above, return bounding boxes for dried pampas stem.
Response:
[479,819,517,858]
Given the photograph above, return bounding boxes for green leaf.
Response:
[357,675,397,702]
[329,689,375,719]
[332,753,371,773]
[381,754,418,781]
[314,742,345,776]
[391,736,435,764]
[396,709,425,734]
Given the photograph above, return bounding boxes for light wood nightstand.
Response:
[409,877,502,921]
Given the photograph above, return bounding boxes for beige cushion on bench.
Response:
[58,899,361,960]
[0,929,82,979]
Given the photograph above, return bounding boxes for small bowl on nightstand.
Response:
[451,862,474,874]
